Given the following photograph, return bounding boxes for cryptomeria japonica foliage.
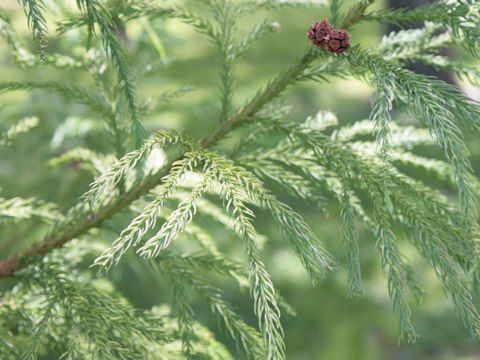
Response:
[1,0,480,358]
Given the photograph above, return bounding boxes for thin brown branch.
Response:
[201,49,317,148]
[0,8,369,280]
[0,168,169,279]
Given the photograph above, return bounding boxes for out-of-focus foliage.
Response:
[1,0,480,359]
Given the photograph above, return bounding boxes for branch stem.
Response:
[0,168,169,279]
[202,49,317,148]
[0,10,367,279]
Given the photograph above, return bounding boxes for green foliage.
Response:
[1,241,230,359]
[18,0,48,59]
[0,196,61,223]
[1,0,480,358]
[0,116,38,146]
[364,0,480,55]
[345,48,480,222]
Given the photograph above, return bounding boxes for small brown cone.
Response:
[325,29,351,54]
[307,20,333,48]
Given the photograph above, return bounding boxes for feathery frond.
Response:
[371,186,418,342]
[3,0,480,356]
[18,0,48,59]
[0,117,38,146]
[84,129,192,204]
[156,252,266,358]
[345,49,480,222]
[49,147,115,175]
[198,152,285,359]
[235,114,480,338]
[139,168,216,258]
[93,153,198,268]
[369,67,395,160]
[0,196,62,223]
[364,1,480,56]
[73,0,145,146]
[203,150,336,283]
[339,188,364,298]
[0,81,112,123]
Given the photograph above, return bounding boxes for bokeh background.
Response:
[1,0,480,359]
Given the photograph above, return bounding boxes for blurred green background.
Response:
[1,0,480,359]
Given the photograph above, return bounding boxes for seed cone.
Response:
[326,29,351,54]
[307,20,333,48]
[307,20,351,54]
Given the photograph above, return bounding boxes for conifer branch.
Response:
[393,195,480,338]
[201,8,369,148]
[1,14,86,68]
[0,326,19,360]
[334,120,436,148]
[92,153,197,268]
[16,257,182,359]
[412,54,480,85]
[238,0,324,13]
[3,1,480,352]
[235,116,480,337]
[0,166,169,279]
[211,0,236,121]
[329,0,343,27]
[157,253,266,358]
[244,157,324,206]
[199,154,285,359]
[49,147,115,175]
[345,48,480,222]
[56,2,170,33]
[18,0,48,59]
[138,169,216,259]
[339,188,364,298]
[0,81,112,117]
[375,25,451,61]
[73,0,146,147]
[371,187,418,342]
[201,48,316,148]
[370,67,395,160]
[0,117,39,146]
[364,1,480,56]
[204,150,336,281]
[0,1,372,280]
[84,129,192,203]
[251,120,417,337]
[0,11,22,52]
[0,196,62,224]
[157,258,197,356]
[391,151,480,193]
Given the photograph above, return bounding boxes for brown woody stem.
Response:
[0,169,170,279]
[0,11,367,280]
